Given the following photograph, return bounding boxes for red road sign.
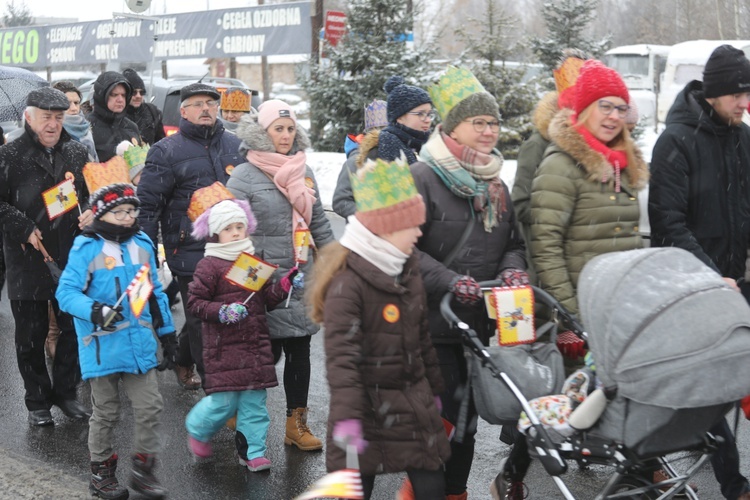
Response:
[324,10,347,47]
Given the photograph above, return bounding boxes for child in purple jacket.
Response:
[185,192,297,472]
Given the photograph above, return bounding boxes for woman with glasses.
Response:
[402,66,528,500]
[227,99,334,453]
[529,59,648,318]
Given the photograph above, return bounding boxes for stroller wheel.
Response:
[610,475,659,499]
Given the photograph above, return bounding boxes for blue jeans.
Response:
[186,389,269,460]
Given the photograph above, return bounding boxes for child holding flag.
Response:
[185,182,298,472]
[56,156,177,500]
[306,156,450,499]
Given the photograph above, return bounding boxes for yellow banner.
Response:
[294,469,363,500]
[127,264,154,318]
[42,178,78,220]
[224,252,278,292]
[494,286,536,346]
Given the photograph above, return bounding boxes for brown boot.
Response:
[175,365,201,390]
[446,493,468,500]
[45,302,60,359]
[285,408,323,451]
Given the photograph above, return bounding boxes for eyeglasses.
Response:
[182,100,219,109]
[464,118,501,133]
[133,90,146,96]
[407,110,437,121]
[109,208,140,221]
[597,100,630,118]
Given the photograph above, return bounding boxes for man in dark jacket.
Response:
[650,44,750,500]
[138,83,243,389]
[0,87,92,426]
[122,68,166,145]
[87,71,141,161]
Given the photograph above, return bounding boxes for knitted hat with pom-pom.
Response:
[384,75,432,124]
[574,60,629,116]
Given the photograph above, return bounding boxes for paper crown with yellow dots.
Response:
[220,87,252,112]
[83,156,139,219]
[350,155,425,235]
[187,181,236,222]
[123,144,150,181]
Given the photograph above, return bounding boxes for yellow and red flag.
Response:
[224,252,278,292]
[42,178,78,220]
[494,286,536,346]
[294,225,312,264]
[294,469,364,500]
[127,264,154,318]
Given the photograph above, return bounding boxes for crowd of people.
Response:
[0,43,749,500]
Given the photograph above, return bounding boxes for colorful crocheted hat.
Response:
[351,156,425,235]
[428,66,498,134]
[364,99,387,132]
[83,156,139,219]
[123,144,150,181]
[187,181,235,222]
[220,87,252,112]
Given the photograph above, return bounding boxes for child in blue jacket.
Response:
[57,161,177,500]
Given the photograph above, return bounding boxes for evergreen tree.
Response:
[299,0,434,151]
[531,0,611,73]
[3,1,32,27]
[455,1,538,158]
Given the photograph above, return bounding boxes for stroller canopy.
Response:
[578,247,750,409]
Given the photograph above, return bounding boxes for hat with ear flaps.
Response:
[189,181,257,240]
[428,66,500,134]
[83,156,139,220]
[350,155,425,235]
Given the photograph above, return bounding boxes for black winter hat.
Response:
[27,87,70,111]
[122,68,145,92]
[384,75,432,124]
[180,83,221,103]
[703,45,750,98]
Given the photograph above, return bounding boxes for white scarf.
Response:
[204,238,256,261]
[339,215,409,277]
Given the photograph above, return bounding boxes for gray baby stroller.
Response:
[440,247,750,499]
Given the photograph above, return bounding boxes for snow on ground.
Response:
[307,152,519,212]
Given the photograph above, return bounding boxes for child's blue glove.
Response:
[219,303,248,324]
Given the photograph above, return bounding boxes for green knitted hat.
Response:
[429,66,499,134]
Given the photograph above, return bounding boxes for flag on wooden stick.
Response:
[293,469,364,500]
[127,264,154,318]
[225,252,278,292]
[42,178,79,220]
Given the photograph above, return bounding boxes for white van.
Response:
[604,44,671,127]
[657,39,750,124]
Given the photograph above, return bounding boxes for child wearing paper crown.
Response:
[55,156,177,500]
[307,156,450,500]
[185,182,299,472]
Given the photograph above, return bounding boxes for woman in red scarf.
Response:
[227,100,335,452]
[529,60,650,317]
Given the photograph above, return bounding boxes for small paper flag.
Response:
[42,178,78,220]
[494,286,536,346]
[294,225,311,263]
[294,469,364,500]
[127,264,154,318]
[225,252,278,292]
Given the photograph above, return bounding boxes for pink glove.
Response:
[332,419,368,454]
[434,396,443,413]
[451,275,483,305]
[280,266,299,293]
[499,268,530,287]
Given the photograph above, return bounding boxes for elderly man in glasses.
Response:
[87,71,142,162]
[122,68,166,146]
[137,83,243,391]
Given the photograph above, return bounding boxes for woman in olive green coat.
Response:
[530,60,649,316]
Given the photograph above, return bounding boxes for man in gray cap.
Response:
[138,83,243,389]
[0,87,92,426]
[650,44,750,500]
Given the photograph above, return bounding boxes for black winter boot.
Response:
[130,453,167,499]
[90,454,129,500]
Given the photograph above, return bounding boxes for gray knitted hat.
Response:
[442,92,500,135]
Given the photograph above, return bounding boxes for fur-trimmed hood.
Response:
[533,91,559,141]
[235,112,311,156]
[356,129,381,169]
[547,108,649,190]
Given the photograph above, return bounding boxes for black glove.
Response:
[451,275,483,305]
[157,333,178,371]
[91,302,124,332]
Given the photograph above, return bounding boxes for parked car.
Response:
[79,75,261,136]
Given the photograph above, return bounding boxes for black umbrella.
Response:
[0,66,48,122]
[37,240,62,284]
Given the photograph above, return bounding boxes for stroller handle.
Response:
[439,281,588,341]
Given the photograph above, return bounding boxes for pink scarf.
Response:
[246,150,315,224]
